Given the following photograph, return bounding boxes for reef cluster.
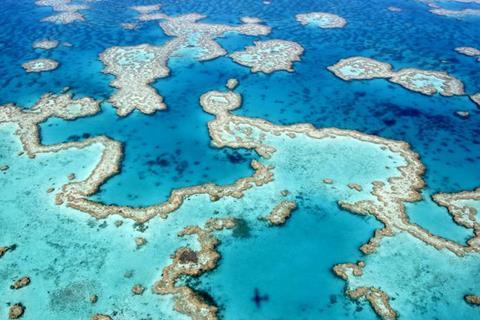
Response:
[101,7,270,116]
[1,74,479,319]
[328,56,465,96]
[0,92,275,226]
[36,0,89,24]
[2,2,480,319]
[197,82,480,319]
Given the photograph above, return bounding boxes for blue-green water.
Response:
[1,0,479,319]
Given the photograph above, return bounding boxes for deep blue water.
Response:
[1,0,479,319]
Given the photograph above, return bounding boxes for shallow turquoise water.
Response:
[346,232,480,319]
[0,124,189,319]
[0,0,479,319]
[406,190,473,244]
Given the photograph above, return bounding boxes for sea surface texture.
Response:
[0,0,479,319]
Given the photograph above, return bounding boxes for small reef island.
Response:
[0,1,479,320]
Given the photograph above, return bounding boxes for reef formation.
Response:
[36,0,89,24]
[433,188,480,243]
[32,39,59,50]
[154,218,237,320]
[328,56,465,96]
[197,82,480,319]
[1,78,479,319]
[471,93,480,107]
[430,8,480,17]
[2,2,480,319]
[0,92,275,224]
[100,8,270,116]
[418,0,480,17]
[230,40,304,73]
[455,46,480,58]
[21,58,59,73]
[388,6,402,12]
[296,12,347,28]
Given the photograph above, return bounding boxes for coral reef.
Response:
[0,246,12,258]
[455,46,480,57]
[131,284,146,295]
[22,58,59,73]
[99,44,174,116]
[328,56,465,96]
[8,303,25,319]
[10,277,31,290]
[198,81,479,319]
[265,201,297,225]
[101,10,270,115]
[470,93,480,107]
[430,8,480,17]
[433,188,480,247]
[91,314,112,320]
[389,68,464,96]
[200,81,479,257]
[154,218,236,320]
[296,12,347,28]
[388,6,402,12]
[226,78,238,90]
[465,294,480,306]
[2,78,479,320]
[230,40,304,73]
[36,0,88,24]
[130,4,161,14]
[32,39,59,50]
[0,93,273,224]
[121,22,138,30]
[327,56,393,81]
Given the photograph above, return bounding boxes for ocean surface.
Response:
[0,0,479,319]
